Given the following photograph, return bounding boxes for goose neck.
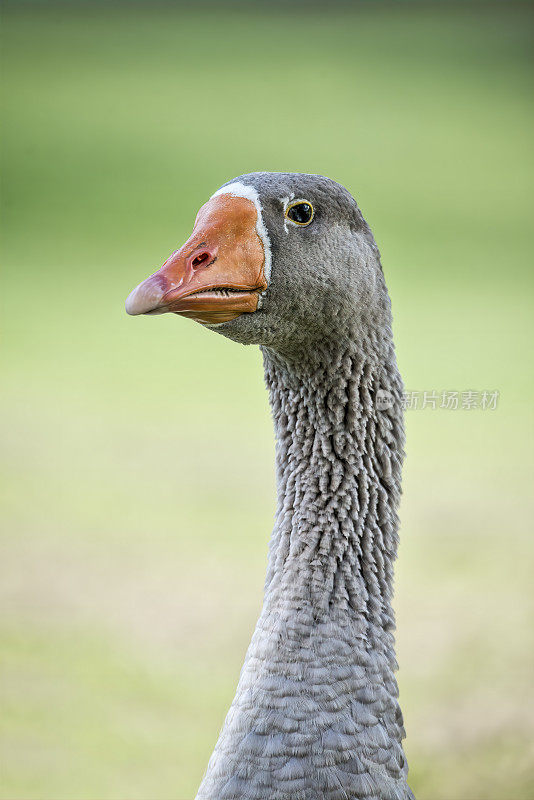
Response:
[261,337,404,624]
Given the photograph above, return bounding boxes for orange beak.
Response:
[125,193,268,325]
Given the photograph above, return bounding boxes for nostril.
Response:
[191,251,211,269]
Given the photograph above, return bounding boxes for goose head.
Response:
[125,172,387,355]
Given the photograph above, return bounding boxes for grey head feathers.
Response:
[209,172,391,362]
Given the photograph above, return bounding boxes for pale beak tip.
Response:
[125,288,142,316]
[125,280,164,316]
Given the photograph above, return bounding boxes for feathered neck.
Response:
[197,328,413,799]
[262,333,404,625]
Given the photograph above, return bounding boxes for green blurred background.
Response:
[1,2,533,798]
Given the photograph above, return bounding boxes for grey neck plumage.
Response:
[197,329,413,800]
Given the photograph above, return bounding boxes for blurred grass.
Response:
[1,3,534,799]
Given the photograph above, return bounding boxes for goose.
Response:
[125,172,413,800]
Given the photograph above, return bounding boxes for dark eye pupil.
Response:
[287,202,313,224]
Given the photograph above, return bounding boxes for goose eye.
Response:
[285,201,314,226]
